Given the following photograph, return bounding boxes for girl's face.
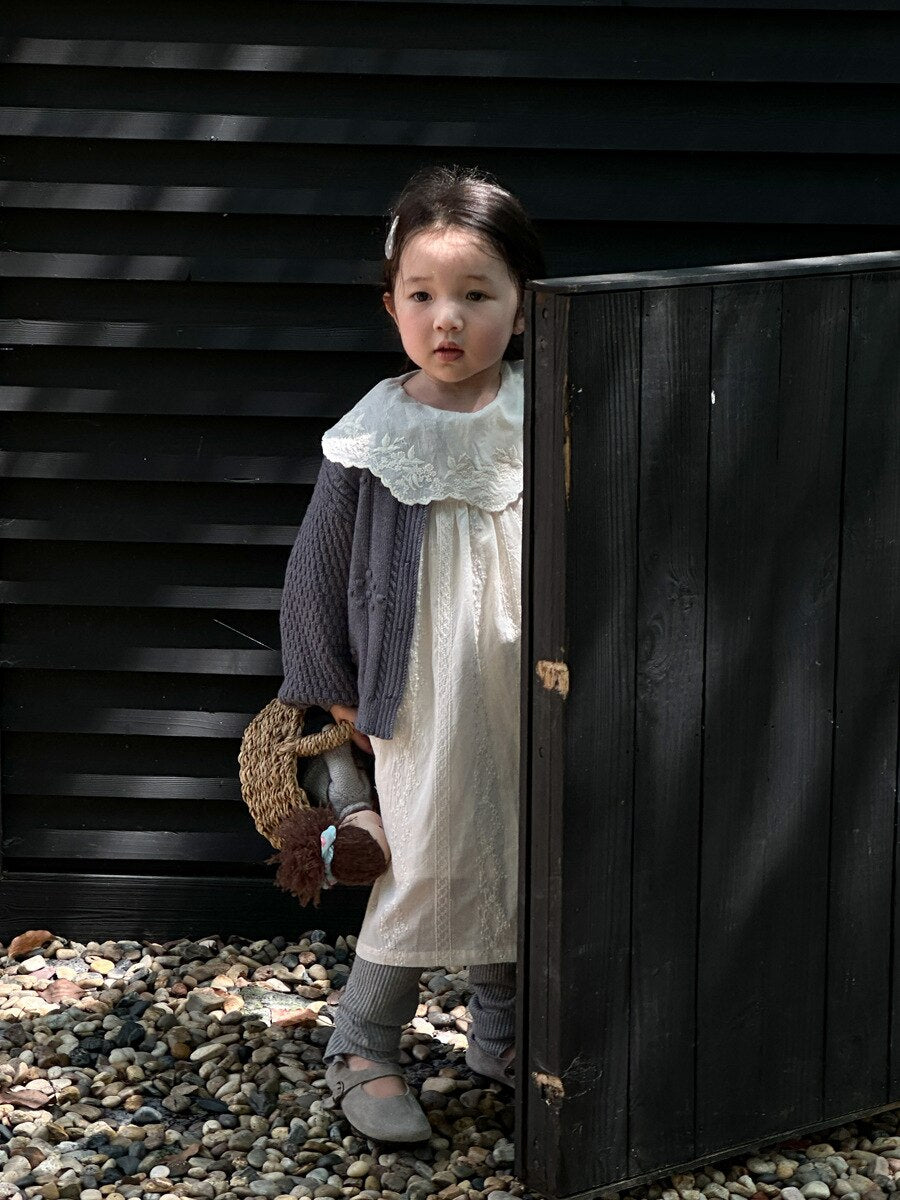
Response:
[383,225,525,393]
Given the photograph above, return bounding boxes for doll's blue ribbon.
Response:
[320,824,337,888]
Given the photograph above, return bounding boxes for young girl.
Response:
[277,164,546,1143]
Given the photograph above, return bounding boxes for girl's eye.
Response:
[411,291,430,302]
[467,291,488,301]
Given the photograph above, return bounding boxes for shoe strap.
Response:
[331,1061,405,1100]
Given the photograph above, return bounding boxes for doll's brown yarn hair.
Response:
[269,807,388,908]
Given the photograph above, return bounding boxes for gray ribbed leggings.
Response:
[324,954,516,1064]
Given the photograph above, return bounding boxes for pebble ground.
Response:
[2,929,898,1200]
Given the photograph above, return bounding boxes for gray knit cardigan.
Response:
[277,455,428,739]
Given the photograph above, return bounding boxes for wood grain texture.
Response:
[1,645,280,674]
[521,292,570,1194]
[826,270,900,1112]
[4,84,899,153]
[4,169,900,225]
[537,250,900,295]
[5,17,898,84]
[0,451,320,484]
[3,827,273,863]
[0,582,282,610]
[523,259,893,1197]
[0,519,297,545]
[0,870,370,943]
[629,284,710,1173]
[3,707,254,736]
[523,290,641,1195]
[696,275,846,1149]
[0,386,349,417]
[562,290,641,1193]
[515,290,538,1174]
[4,770,243,801]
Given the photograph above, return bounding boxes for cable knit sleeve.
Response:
[277,456,361,711]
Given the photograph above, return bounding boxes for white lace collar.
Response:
[322,359,523,510]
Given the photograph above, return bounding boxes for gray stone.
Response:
[383,1172,410,1191]
[748,1161,777,1176]
[0,1157,32,1183]
[131,1105,166,1125]
[492,1140,515,1166]
[779,1188,805,1200]
[247,1182,282,1197]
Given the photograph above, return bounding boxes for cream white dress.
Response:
[321,359,523,966]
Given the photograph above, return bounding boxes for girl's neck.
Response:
[401,364,503,413]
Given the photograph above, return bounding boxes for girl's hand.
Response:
[329,703,374,756]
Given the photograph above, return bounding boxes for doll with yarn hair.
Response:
[239,703,391,908]
[268,727,391,907]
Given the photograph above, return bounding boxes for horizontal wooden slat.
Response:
[0,583,281,609]
[1,644,280,673]
[606,0,897,7]
[0,320,394,352]
[4,770,242,800]
[3,34,897,83]
[0,251,377,284]
[4,172,898,225]
[3,91,898,153]
[0,452,318,483]
[0,181,380,215]
[4,706,254,736]
[338,0,898,7]
[0,518,297,544]
[0,870,369,942]
[2,0,893,16]
[3,827,270,861]
[533,250,900,294]
[0,386,344,417]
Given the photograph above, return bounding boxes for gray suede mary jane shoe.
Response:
[464,1040,517,1089]
[325,1057,431,1143]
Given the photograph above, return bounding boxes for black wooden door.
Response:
[516,250,900,1199]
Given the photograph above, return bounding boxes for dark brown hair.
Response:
[382,164,546,361]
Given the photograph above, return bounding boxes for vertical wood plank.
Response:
[556,291,640,1193]
[697,276,847,1151]
[629,284,710,1174]
[515,289,536,1176]
[826,270,900,1113]
[522,291,570,1196]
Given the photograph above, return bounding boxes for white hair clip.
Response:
[384,214,399,259]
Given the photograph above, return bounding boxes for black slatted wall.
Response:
[1,0,899,940]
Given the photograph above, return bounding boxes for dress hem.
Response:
[354,942,517,968]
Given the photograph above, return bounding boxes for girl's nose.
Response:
[434,302,463,330]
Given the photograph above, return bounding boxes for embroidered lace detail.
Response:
[322,360,523,511]
[354,498,521,968]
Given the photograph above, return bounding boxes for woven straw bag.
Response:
[238,698,356,850]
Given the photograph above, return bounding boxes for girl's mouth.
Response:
[435,347,463,361]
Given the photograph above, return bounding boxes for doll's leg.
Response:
[467,961,517,1058]
[325,953,420,1067]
